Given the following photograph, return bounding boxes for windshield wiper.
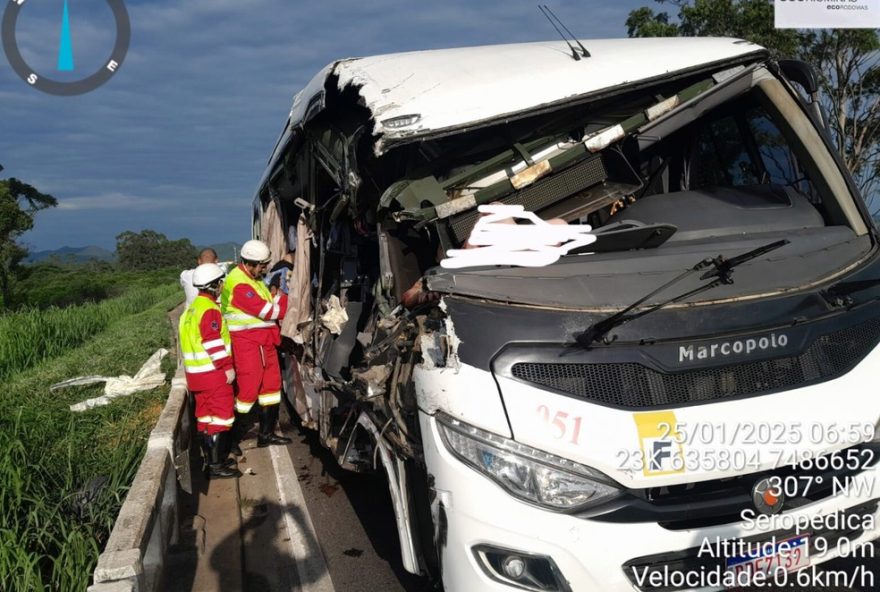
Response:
[823,278,880,304]
[573,239,789,348]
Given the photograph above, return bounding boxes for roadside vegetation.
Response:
[0,282,179,382]
[0,228,188,589]
[0,286,182,591]
[9,262,179,309]
[1,170,205,590]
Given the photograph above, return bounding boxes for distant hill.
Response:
[25,241,244,266]
[25,245,115,264]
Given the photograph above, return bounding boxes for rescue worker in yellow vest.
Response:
[222,240,291,449]
[179,263,241,479]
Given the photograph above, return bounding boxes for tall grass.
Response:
[0,283,179,381]
[0,412,146,592]
[0,287,182,591]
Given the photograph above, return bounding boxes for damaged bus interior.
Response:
[252,43,876,579]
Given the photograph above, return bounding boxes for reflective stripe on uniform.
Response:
[229,322,276,331]
[179,295,231,378]
[258,391,281,406]
[196,415,235,426]
[221,266,278,331]
[235,398,255,413]
[185,363,217,374]
[259,301,273,318]
[224,313,271,321]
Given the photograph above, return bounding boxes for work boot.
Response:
[204,433,241,479]
[199,426,234,466]
[257,404,292,447]
[217,431,239,467]
[229,410,252,456]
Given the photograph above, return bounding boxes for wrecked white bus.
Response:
[252,38,880,591]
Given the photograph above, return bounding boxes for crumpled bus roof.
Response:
[289,37,766,154]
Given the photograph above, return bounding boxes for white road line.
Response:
[269,444,336,592]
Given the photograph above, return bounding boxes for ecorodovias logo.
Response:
[2,0,130,96]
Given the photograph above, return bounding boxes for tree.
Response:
[800,30,880,198]
[626,0,880,210]
[0,177,57,308]
[116,229,198,271]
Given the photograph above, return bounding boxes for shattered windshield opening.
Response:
[271,60,871,311]
[371,63,862,276]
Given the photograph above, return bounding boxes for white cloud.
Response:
[3,0,644,250]
[57,192,167,211]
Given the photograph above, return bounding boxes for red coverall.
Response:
[185,293,235,435]
[228,269,288,414]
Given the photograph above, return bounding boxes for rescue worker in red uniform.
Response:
[222,239,292,448]
[179,263,241,479]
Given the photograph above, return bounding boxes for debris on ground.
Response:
[52,348,169,412]
[319,483,339,497]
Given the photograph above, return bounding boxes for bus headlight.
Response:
[436,412,620,511]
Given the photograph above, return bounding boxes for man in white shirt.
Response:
[181,248,219,308]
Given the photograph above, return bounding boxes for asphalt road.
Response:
[284,420,432,592]
[285,415,880,592]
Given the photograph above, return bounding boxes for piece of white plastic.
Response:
[55,349,169,412]
[320,295,349,335]
[440,205,596,269]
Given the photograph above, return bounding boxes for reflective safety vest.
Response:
[179,296,231,375]
[221,265,278,332]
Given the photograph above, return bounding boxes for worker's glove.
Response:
[225,369,236,384]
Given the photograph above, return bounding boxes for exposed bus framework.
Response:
[252,37,880,591]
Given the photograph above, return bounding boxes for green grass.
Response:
[0,283,180,382]
[0,288,182,591]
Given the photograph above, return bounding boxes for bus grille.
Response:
[510,318,880,408]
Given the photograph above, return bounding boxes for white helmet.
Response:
[240,239,271,263]
[192,263,225,288]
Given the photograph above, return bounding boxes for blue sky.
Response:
[2,0,650,251]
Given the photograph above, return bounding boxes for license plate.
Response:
[725,535,810,583]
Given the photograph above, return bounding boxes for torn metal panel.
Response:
[356,413,421,574]
[289,62,336,126]
[353,365,392,398]
[292,38,765,155]
[413,362,510,437]
[443,314,461,369]
[299,364,323,431]
[419,333,445,370]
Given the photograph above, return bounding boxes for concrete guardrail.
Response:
[88,309,193,592]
